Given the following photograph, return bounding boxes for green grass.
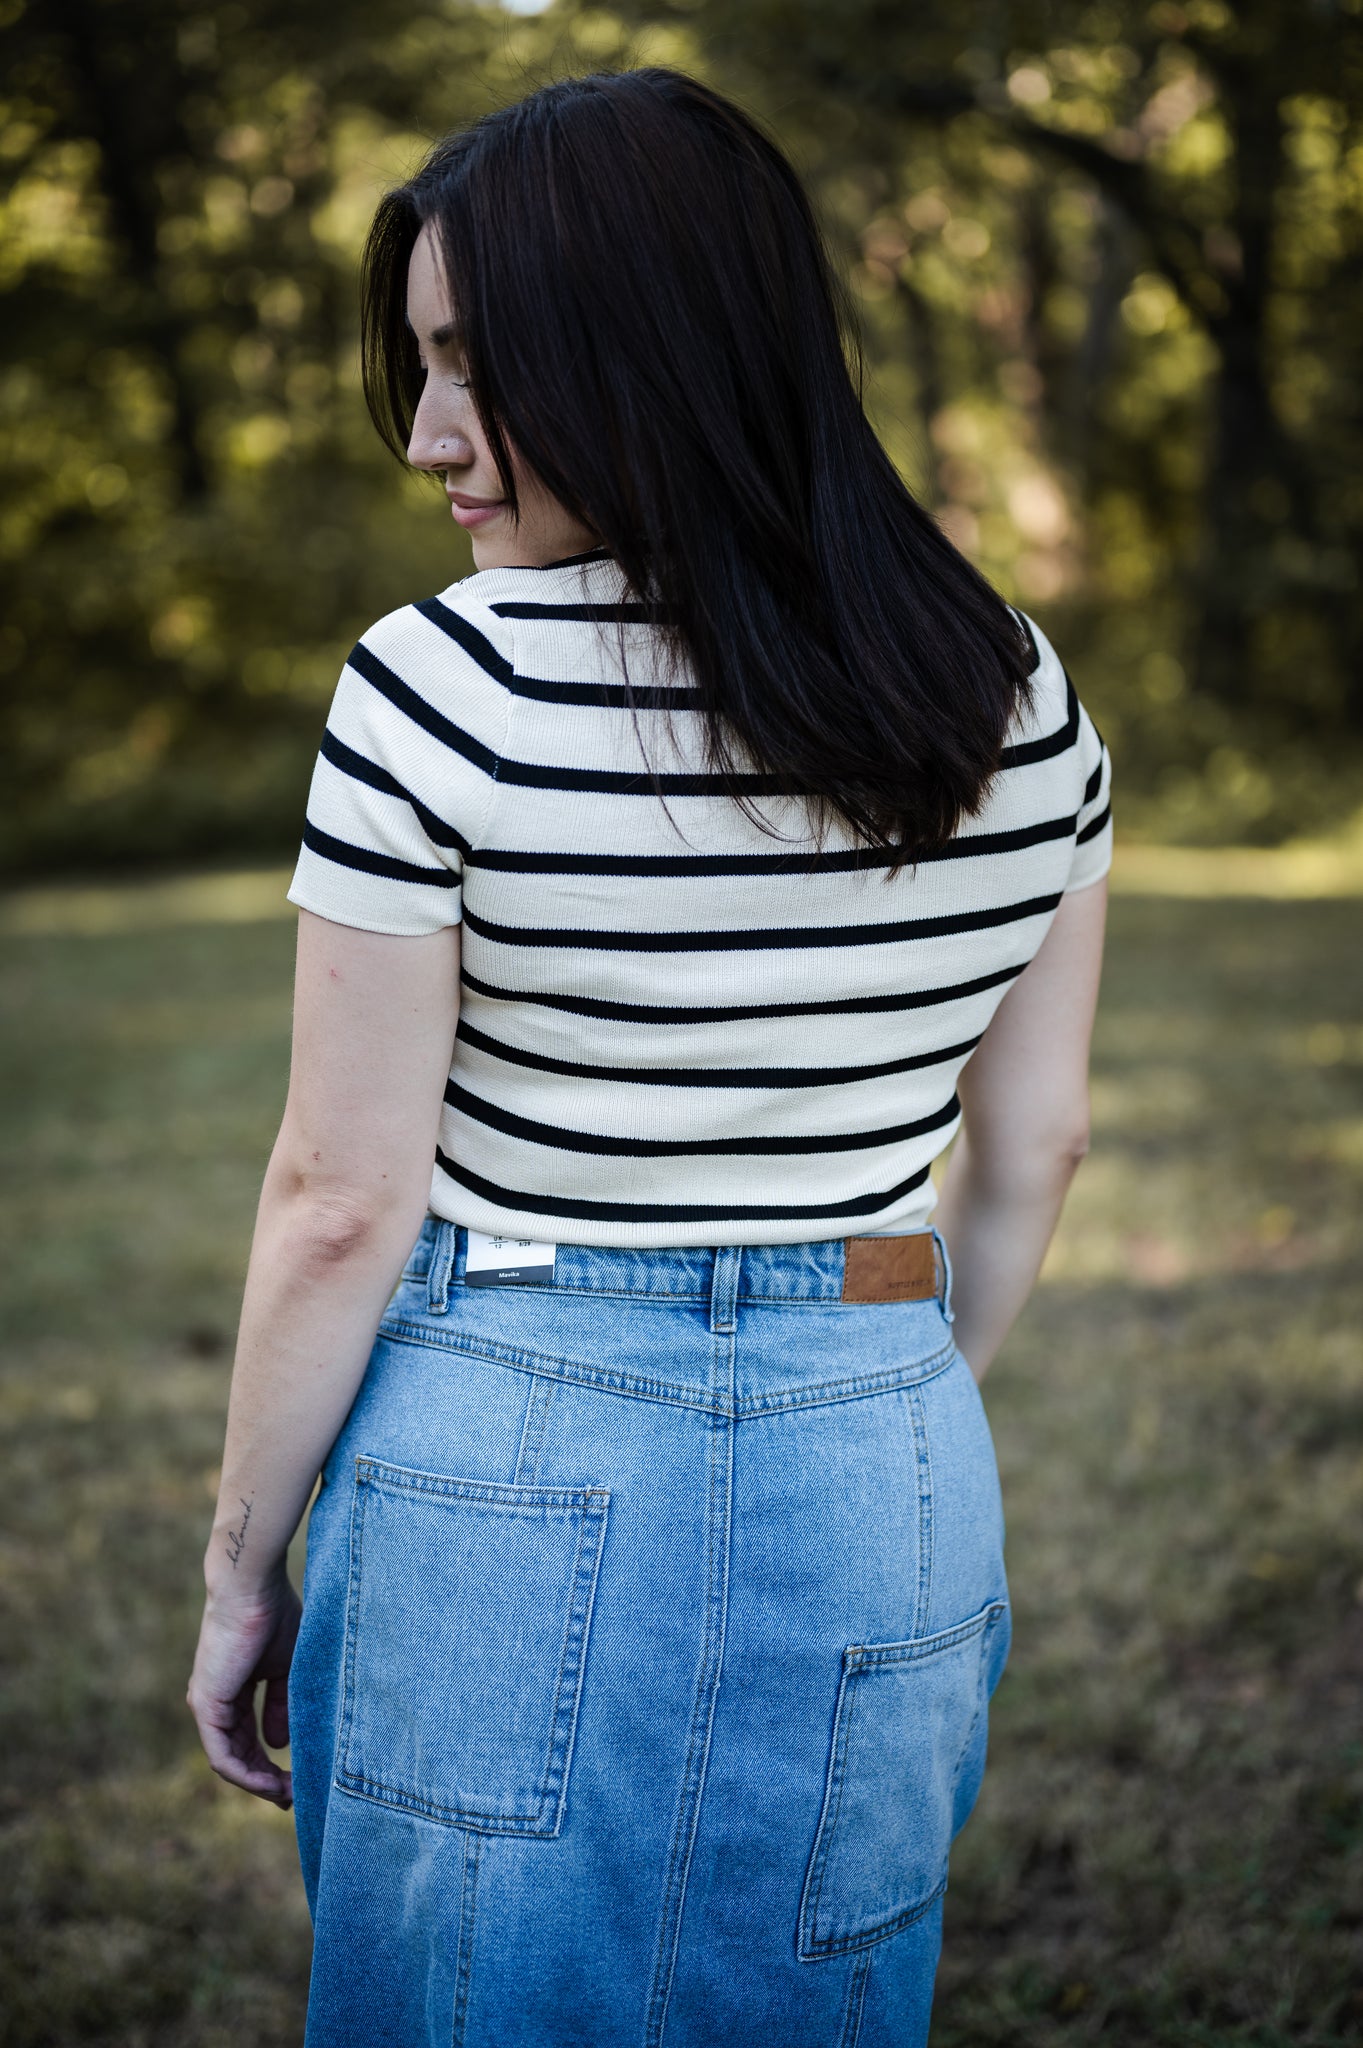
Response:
[1,880,1361,2044]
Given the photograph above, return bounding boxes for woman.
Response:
[189,67,1109,2048]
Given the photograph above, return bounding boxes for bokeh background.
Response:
[3,1,1362,2042]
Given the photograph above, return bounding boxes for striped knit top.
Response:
[287,546,1112,1247]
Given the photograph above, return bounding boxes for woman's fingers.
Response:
[260,1670,291,1752]
[187,1580,301,1808]
[190,1677,294,1808]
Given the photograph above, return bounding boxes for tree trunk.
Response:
[1190,41,1320,714]
[47,0,210,500]
[1064,195,1137,487]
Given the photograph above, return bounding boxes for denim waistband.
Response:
[404,1216,955,1322]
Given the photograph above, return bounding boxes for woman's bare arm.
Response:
[187,908,459,1803]
[933,877,1108,1382]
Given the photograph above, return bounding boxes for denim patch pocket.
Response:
[797,1600,1009,1959]
[336,1456,610,1836]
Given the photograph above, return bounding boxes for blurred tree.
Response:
[2,0,1361,868]
[0,0,526,869]
[591,0,1363,821]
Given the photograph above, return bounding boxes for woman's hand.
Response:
[187,1574,303,1809]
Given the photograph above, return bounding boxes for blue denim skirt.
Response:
[290,1220,1011,2048]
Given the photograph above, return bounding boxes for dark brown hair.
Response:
[359,66,1033,858]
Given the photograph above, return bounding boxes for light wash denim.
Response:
[290,1220,1011,2048]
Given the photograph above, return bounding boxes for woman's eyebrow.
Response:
[404,312,465,349]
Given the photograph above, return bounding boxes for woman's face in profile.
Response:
[405,223,598,570]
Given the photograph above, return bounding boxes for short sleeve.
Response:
[1006,610,1114,893]
[1066,696,1113,892]
[286,590,513,936]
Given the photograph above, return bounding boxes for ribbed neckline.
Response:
[511,545,615,572]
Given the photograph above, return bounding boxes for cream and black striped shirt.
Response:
[287,546,1113,1246]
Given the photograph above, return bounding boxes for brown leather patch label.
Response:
[841,1235,938,1304]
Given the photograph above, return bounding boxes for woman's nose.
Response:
[407,396,472,473]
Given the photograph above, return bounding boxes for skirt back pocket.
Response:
[797,1599,1009,1959]
[336,1456,610,1836]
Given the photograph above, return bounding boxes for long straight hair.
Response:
[359,66,1033,859]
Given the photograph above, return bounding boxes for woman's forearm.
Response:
[933,1127,1087,1381]
[204,1159,428,1601]
[188,918,459,1804]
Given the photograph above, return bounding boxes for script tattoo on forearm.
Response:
[225,1495,254,1568]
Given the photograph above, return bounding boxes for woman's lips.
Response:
[448,496,504,530]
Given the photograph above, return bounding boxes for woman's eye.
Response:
[415,355,467,389]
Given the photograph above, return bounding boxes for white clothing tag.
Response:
[464,1228,557,1288]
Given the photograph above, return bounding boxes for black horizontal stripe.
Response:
[1000,674,1079,769]
[301,819,456,889]
[319,730,472,860]
[1076,798,1112,845]
[320,726,407,805]
[491,700,1076,794]
[467,813,1076,879]
[347,642,499,778]
[493,756,785,797]
[460,893,1060,954]
[420,572,688,702]
[412,597,514,685]
[434,1150,934,1225]
[1082,755,1104,806]
[455,1018,983,1087]
[497,675,701,711]
[444,1082,960,1158]
[356,630,1075,796]
[459,958,1025,1024]
[488,601,667,622]
[353,638,770,793]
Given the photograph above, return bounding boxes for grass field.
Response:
[1,861,1361,2045]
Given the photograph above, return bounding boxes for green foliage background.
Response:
[3,0,1363,871]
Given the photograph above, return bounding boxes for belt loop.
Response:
[709,1247,741,1335]
[932,1228,955,1323]
[428,1220,458,1315]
